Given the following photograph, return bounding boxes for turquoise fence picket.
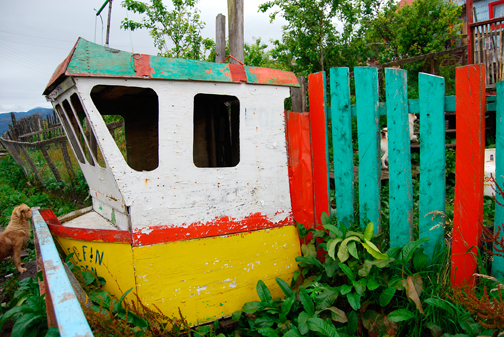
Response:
[385,68,414,248]
[495,81,504,280]
[418,73,446,260]
[330,67,354,228]
[354,67,381,231]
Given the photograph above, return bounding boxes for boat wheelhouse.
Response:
[42,37,301,324]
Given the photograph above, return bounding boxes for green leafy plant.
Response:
[0,272,59,337]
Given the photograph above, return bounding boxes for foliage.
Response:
[451,283,504,331]
[231,215,487,336]
[259,0,366,75]
[363,0,462,62]
[0,155,90,278]
[0,272,59,337]
[121,0,213,60]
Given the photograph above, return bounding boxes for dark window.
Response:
[193,94,240,168]
[91,85,159,172]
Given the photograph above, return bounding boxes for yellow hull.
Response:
[55,225,300,325]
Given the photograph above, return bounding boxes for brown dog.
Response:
[0,204,32,273]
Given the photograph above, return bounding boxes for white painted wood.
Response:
[61,78,292,234]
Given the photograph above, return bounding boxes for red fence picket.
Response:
[451,64,486,286]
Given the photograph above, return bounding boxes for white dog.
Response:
[380,128,389,169]
[380,113,418,169]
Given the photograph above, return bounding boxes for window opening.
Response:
[71,94,106,167]
[55,104,85,164]
[91,85,159,172]
[62,100,94,166]
[193,94,240,168]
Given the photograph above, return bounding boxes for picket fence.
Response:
[285,64,504,286]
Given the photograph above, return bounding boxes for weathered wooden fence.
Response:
[287,64,503,286]
[0,112,124,189]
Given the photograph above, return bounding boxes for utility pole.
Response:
[97,0,113,47]
[227,0,244,64]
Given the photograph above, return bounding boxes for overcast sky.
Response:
[0,0,286,114]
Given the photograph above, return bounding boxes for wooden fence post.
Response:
[308,71,330,224]
[419,73,446,260]
[452,64,486,286]
[285,111,315,229]
[354,67,381,230]
[330,67,354,227]
[216,14,226,63]
[494,80,504,280]
[385,68,414,247]
[290,76,307,113]
[38,144,64,188]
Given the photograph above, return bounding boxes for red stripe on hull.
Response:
[132,212,294,246]
[39,209,132,244]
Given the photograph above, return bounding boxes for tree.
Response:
[121,0,213,60]
[363,0,463,62]
[258,0,366,75]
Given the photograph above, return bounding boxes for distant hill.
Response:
[0,108,55,137]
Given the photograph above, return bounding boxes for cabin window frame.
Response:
[192,93,240,168]
[90,84,160,172]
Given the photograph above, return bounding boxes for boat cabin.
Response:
[42,38,301,324]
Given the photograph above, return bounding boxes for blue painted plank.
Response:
[418,73,446,260]
[32,209,94,337]
[330,67,354,227]
[354,67,381,230]
[494,81,504,280]
[385,68,414,248]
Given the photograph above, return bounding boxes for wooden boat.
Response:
[42,38,301,325]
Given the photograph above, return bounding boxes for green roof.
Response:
[44,38,299,95]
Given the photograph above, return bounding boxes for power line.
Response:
[0,37,71,51]
[0,29,75,43]
[0,44,55,72]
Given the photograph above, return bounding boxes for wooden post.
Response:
[38,144,64,187]
[59,140,76,182]
[290,76,307,112]
[467,0,474,64]
[354,67,381,230]
[227,0,244,64]
[307,72,330,225]
[285,111,315,229]
[19,144,45,185]
[330,67,354,227]
[419,73,446,260]
[386,68,414,247]
[216,14,226,63]
[494,80,504,280]
[452,64,486,286]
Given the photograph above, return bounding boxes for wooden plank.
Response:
[38,144,63,186]
[290,76,307,113]
[494,80,504,280]
[19,144,44,185]
[330,67,354,227]
[227,0,244,64]
[354,67,381,230]
[452,64,486,286]
[216,13,226,63]
[32,209,94,337]
[419,73,446,260]
[385,68,414,247]
[308,71,330,224]
[59,140,76,182]
[285,111,315,228]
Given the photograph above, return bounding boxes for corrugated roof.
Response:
[44,38,299,95]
